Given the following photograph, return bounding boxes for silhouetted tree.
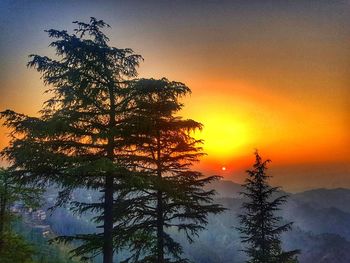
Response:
[1,18,142,263]
[119,78,225,263]
[238,151,300,263]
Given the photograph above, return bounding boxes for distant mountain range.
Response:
[40,180,350,263]
[198,180,350,263]
[205,179,243,198]
[292,188,350,213]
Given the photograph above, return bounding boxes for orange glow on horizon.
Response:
[183,79,349,176]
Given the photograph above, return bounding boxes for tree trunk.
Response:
[103,85,116,263]
[156,190,164,263]
[103,175,114,263]
[156,132,164,263]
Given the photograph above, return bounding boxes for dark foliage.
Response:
[115,78,226,263]
[1,18,224,263]
[238,151,300,263]
[0,168,41,262]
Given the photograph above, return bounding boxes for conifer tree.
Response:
[119,78,225,263]
[1,18,142,263]
[238,151,300,263]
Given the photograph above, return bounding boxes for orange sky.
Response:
[0,1,349,191]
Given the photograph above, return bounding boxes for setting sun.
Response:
[194,112,249,161]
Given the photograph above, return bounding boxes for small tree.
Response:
[238,151,300,263]
[120,78,225,263]
[0,168,40,263]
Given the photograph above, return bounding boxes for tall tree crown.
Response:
[124,78,204,172]
[1,17,143,185]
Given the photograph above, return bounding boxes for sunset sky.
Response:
[0,0,349,191]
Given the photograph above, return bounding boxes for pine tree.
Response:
[1,18,142,263]
[238,151,300,263]
[119,78,225,263]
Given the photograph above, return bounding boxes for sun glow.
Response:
[196,112,250,161]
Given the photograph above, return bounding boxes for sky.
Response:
[0,0,349,191]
